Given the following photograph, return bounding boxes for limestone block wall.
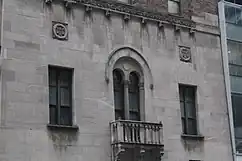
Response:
[0,0,233,161]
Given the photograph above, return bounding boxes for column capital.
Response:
[139,82,144,89]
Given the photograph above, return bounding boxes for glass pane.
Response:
[129,93,139,112]
[60,70,71,86]
[60,87,70,106]
[49,86,57,105]
[113,70,123,85]
[232,93,242,128]
[226,23,242,42]
[187,119,197,135]
[185,87,195,102]
[229,64,242,77]
[230,76,242,93]
[130,111,140,121]
[180,101,185,117]
[228,40,242,65]
[113,69,124,120]
[225,4,236,23]
[168,0,179,14]
[49,106,57,124]
[114,91,124,110]
[129,72,140,114]
[235,138,242,153]
[186,102,196,119]
[115,110,124,120]
[60,107,72,125]
[236,7,242,25]
[49,68,56,86]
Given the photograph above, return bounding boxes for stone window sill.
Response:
[181,134,204,140]
[47,124,79,131]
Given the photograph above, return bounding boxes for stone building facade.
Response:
[0,0,234,161]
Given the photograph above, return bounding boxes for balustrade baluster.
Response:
[144,124,147,144]
[155,125,158,144]
[146,125,150,144]
[113,123,116,143]
[118,121,124,142]
[158,126,161,144]
[139,124,144,144]
[132,123,135,143]
[123,123,127,142]
[154,126,157,144]
[152,125,156,144]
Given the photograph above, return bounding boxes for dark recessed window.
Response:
[113,69,125,120]
[168,0,180,14]
[179,85,197,135]
[49,66,73,126]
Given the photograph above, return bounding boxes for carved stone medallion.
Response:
[52,22,68,41]
[179,46,191,62]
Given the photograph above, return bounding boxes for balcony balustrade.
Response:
[110,120,163,146]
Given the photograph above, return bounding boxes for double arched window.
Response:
[112,58,144,121]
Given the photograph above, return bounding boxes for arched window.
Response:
[129,72,140,121]
[112,58,144,121]
[113,69,125,120]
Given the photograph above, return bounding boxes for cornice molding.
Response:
[47,0,196,28]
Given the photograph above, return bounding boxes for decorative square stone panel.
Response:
[52,21,68,41]
[179,46,191,63]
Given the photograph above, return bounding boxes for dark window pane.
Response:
[186,102,196,119]
[49,69,56,86]
[129,72,140,120]
[180,101,185,117]
[49,86,57,105]
[49,106,57,124]
[114,91,124,110]
[113,70,125,120]
[187,119,197,135]
[60,87,70,106]
[185,87,195,102]
[60,107,72,125]
[130,111,140,121]
[115,110,124,120]
[59,70,70,86]
[229,64,242,77]
[113,70,123,85]
[129,72,139,87]
[232,93,242,128]
[129,92,139,112]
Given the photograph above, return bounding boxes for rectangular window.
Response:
[179,85,197,135]
[49,66,73,126]
[168,0,180,14]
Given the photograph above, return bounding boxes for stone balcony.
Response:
[110,120,164,161]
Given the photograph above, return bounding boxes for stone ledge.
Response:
[181,134,205,141]
[47,0,196,28]
[47,123,79,131]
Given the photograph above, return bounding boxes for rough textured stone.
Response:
[0,1,233,161]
